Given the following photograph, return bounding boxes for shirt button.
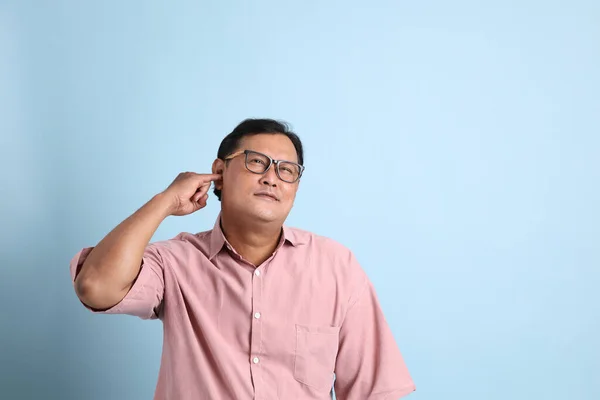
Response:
[253,357,260,364]
[254,312,261,319]
[254,269,261,276]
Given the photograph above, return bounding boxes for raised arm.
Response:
[73,172,221,310]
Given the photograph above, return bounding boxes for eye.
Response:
[250,158,266,165]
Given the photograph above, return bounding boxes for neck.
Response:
[219,212,283,267]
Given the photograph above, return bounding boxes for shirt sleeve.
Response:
[334,267,416,399]
[69,243,165,320]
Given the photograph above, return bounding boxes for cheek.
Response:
[224,172,252,193]
[282,186,298,202]
[221,173,236,194]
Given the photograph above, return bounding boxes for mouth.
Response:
[254,192,279,201]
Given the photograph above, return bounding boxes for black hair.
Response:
[214,118,304,201]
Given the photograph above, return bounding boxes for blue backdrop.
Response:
[1,1,598,399]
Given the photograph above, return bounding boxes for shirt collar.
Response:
[208,212,304,260]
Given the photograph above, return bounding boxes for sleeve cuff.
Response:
[382,383,416,400]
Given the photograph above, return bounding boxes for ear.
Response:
[212,159,225,190]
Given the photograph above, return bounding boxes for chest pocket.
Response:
[293,324,341,390]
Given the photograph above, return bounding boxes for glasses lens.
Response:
[245,152,270,173]
[278,162,301,183]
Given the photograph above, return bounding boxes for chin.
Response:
[250,207,281,223]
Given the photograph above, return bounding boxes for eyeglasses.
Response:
[223,150,304,183]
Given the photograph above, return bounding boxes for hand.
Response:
[161,172,222,216]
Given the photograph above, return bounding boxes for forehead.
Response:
[238,133,298,162]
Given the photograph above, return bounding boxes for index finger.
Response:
[197,173,222,182]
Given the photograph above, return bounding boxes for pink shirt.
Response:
[70,214,415,399]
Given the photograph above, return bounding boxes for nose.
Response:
[261,165,278,187]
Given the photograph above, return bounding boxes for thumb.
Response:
[193,193,209,211]
[192,182,212,202]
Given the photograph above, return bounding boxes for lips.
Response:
[254,191,279,201]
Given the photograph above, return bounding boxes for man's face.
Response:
[215,133,301,224]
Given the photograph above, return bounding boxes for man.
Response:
[70,118,416,399]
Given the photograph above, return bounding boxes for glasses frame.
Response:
[223,149,305,183]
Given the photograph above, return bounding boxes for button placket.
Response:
[250,266,264,397]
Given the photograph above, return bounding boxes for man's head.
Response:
[212,118,304,224]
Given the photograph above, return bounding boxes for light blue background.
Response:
[1,1,598,399]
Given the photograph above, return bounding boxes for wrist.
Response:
[150,192,177,218]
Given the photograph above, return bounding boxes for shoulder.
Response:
[148,231,210,255]
[285,225,364,273]
[286,226,370,304]
[286,225,349,251]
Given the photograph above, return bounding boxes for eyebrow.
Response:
[248,149,299,164]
